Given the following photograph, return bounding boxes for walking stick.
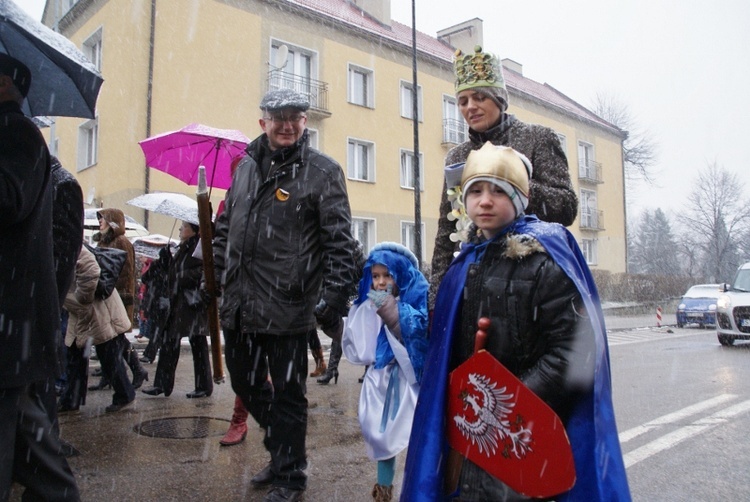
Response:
[196,166,225,384]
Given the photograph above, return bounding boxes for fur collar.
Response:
[502,233,546,260]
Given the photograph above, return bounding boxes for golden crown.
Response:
[462,143,531,197]
[453,45,506,93]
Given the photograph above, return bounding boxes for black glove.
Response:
[314,299,340,331]
[199,280,221,303]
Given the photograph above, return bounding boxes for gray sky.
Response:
[18,0,750,218]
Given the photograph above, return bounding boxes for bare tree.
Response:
[593,93,659,184]
[679,162,750,281]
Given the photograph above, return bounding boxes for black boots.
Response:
[317,339,342,385]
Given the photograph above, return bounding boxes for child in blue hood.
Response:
[342,242,429,501]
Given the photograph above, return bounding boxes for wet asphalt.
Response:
[10,314,662,501]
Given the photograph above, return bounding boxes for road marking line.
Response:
[623,399,750,468]
[619,394,737,443]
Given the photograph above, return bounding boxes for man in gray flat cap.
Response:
[213,88,357,502]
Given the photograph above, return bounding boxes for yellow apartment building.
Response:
[41,0,626,273]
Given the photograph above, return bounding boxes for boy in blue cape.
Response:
[401,143,631,501]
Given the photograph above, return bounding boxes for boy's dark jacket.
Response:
[401,215,631,501]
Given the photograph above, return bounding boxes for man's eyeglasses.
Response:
[263,113,306,124]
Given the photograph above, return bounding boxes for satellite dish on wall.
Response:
[274,44,289,70]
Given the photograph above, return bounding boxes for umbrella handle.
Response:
[474,317,490,354]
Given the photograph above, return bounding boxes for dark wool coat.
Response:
[94,208,136,330]
[213,132,357,335]
[162,234,208,341]
[51,156,84,303]
[0,100,61,387]
[429,114,578,307]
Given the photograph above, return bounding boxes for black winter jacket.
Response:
[0,100,61,387]
[213,132,356,335]
[451,232,595,501]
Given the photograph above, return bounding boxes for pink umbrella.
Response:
[139,123,250,195]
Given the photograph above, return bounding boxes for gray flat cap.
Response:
[259,88,310,112]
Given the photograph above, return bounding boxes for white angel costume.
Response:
[342,242,429,461]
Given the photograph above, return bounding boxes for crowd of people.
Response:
[1,44,633,502]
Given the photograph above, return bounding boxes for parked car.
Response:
[676,284,721,328]
[716,262,750,346]
[83,208,149,245]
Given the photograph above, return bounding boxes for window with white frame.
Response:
[400,81,423,121]
[580,189,598,228]
[347,138,375,182]
[348,64,374,108]
[581,239,598,265]
[401,221,426,261]
[442,95,467,144]
[578,140,594,173]
[557,133,567,156]
[307,128,319,149]
[82,28,102,71]
[400,149,424,191]
[352,218,375,253]
[270,41,316,100]
[77,117,98,171]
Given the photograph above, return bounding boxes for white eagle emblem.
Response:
[453,372,533,459]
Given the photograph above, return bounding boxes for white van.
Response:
[716,262,750,345]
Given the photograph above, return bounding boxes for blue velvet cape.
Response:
[401,216,631,501]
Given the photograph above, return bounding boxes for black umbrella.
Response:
[0,0,103,118]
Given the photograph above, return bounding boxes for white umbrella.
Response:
[126,192,199,225]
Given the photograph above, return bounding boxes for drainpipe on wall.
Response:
[144,0,156,229]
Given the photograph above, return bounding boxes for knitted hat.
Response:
[259,88,310,112]
[0,53,31,98]
[453,46,508,112]
[461,143,533,218]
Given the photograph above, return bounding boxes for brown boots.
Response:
[372,484,393,501]
[309,347,327,377]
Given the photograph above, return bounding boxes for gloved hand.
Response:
[367,284,393,308]
[367,289,389,308]
[314,299,340,331]
[199,279,221,303]
[374,292,401,339]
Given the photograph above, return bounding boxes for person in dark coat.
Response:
[430,45,579,308]
[0,52,80,501]
[89,208,149,390]
[213,88,357,502]
[48,155,84,455]
[138,247,171,364]
[142,222,212,398]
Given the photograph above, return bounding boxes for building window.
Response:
[269,40,327,110]
[400,81,422,121]
[348,64,374,108]
[400,149,424,191]
[557,133,567,156]
[401,221,425,261]
[580,189,599,229]
[307,128,319,149]
[82,28,102,71]
[347,138,375,182]
[352,217,376,253]
[77,117,98,171]
[581,239,598,265]
[443,95,467,144]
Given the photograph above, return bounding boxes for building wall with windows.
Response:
[43,0,626,272]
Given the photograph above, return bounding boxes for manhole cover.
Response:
[134,416,230,439]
